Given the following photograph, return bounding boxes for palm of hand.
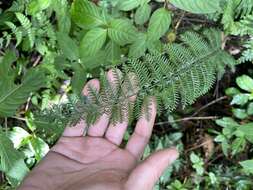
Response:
[24,136,136,190]
[18,71,178,190]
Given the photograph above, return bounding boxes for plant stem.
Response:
[155,116,219,126]
[191,96,227,117]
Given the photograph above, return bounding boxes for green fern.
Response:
[15,12,35,48]
[34,28,236,140]
[220,0,253,63]
[238,40,253,63]
[235,0,253,18]
[4,21,22,47]
[222,0,253,34]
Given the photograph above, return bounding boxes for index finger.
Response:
[125,98,157,159]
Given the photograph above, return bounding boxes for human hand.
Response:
[18,70,178,190]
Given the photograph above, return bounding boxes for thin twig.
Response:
[175,12,185,32]
[206,153,224,166]
[182,17,214,24]
[32,55,42,67]
[155,116,219,126]
[25,95,32,111]
[11,116,26,121]
[191,96,227,117]
[185,141,211,153]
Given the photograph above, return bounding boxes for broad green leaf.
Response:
[221,138,229,156]
[160,166,173,184]
[108,19,138,45]
[140,0,151,5]
[225,87,240,96]
[170,0,221,14]
[0,129,29,186]
[231,94,249,105]
[239,123,253,143]
[80,28,107,57]
[231,137,246,155]
[8,127,30,149]
[129,33,147,58]
[104,41,121,66]
[236,75,253,92]
[190,152,201,163]
[117,0,141,11]
[190,152,204,175]
[71,0,106,28]
[72,62,87,95]
[81,50,107,70]
[0,69,46,117]
[214,134,226,143]
[0,51,17,79]
[147,39,163,54]
[147,8,171,41]
[134,3,151,25]
[240,159,253,173]
[215,117,239,128]
[29,137,49,161]
[57,32,79,61]
[28,0,52,15]
[208,172,217,185]
[53,0,71,33]
[247,102,253,115]
[232,108,248,119]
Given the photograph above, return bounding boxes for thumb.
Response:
[125,148,179,190]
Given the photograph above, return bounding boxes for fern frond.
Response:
[15,13,31,32]
[34,29,236,139]
[4,21,23,47]
[222,0,253,34]
[235,0,253,18]
[238,40,253,63]
[15,13,35,48]
[233,14,253,35]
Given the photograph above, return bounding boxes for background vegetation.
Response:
[0,0,253,189]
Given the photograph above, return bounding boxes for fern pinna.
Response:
[35,28,236,140]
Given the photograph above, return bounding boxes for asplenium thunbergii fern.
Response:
[35,28,236,140]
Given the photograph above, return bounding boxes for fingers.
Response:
[126,98,156,159]
[62,79,100,137]
[105,70,135,145]
[125,148,179,190]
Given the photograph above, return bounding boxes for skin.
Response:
[18,70,179,190]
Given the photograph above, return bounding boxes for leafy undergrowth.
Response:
[0,0,253,189]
